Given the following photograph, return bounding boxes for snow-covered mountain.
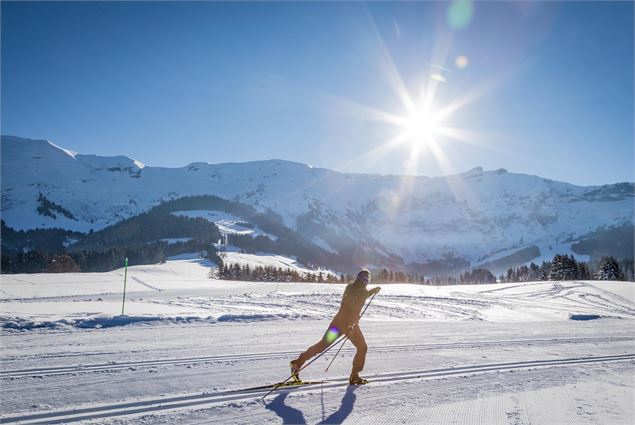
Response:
[2,136,633,271]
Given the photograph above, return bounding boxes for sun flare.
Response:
[331,11,504,183]
[402,107,440,147]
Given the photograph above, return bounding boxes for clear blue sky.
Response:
[2,1,633,185]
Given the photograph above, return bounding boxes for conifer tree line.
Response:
[1,240,223,274]
[211,254,633,285]
[426,269,496,285]
[460,268,497,284]
[367,268,426,284]
[215,260,339,283]
[212,265,430,285]
[356,256,629,286]
[498,254,633,283]
[365,255,632,285]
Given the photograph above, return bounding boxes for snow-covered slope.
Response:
[218,249,336,278]
[171,210,277,240]
[2,136,633,269]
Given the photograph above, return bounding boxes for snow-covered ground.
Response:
[218,250,337,280]
[1,257,633,424]
[171,210,277,241]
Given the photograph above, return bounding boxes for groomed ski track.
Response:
[2,353,633,425]
[3,336,631,379]
[2,278,633,423]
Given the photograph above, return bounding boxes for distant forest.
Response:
[214,254,633,284]
[428,254,633,285]
[1,195,633,283]
[1,195,339,273]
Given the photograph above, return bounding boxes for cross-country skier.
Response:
[290,269,381,385]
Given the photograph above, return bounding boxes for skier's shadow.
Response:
[265,392,307,424]
[265,386,358,425]
[319,386,357,424]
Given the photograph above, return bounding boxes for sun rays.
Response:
[269,4,510,210]
[324,7,511,211]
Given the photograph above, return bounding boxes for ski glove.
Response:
[369,286,381,296]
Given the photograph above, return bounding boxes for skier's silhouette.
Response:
[290,269,380,385]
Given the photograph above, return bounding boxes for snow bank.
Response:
[1,312,315,332]
[1,315,181,331]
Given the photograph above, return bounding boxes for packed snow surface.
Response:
[0,257,633,424]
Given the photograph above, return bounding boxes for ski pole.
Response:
[324,337,346,372]
[324,292,377,372]
[260,333,347,401]
[261,292,377,401]
[121,257,128,315]
[324,337,348,372]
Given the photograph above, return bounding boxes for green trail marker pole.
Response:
[121,257,128,315]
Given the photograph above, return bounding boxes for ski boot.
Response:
[289,360,302,383]
[349,372,368,385]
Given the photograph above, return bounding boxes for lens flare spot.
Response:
[430,73,446,82]
[377,190,402,213]
[455,55,469,69]
[325,326,340,344]
[447,0,474,30]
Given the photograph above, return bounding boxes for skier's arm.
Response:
[348,286,379,330]
[368,286,381,296]
[340,285,354,311]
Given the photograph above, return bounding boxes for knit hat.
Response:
[356,269,371,285]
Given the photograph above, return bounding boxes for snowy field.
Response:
[1,256,633,424]
[171,210,277,240]
[217,250,337,281]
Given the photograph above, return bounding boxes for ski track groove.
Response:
[2,336,632,379]
[1,353,633,425]
[130,277,163,292]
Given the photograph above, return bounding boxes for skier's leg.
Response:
[296,339,328,365]
[347,325,367,375]
[294,324,341,367]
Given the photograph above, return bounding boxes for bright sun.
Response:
[400,105,441,147]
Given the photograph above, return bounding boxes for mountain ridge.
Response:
[2,135,632,272]
[9,134,631,185]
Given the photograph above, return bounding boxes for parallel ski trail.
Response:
[130,276,163,292]
[2,353,633,425]
[2,336,631,379]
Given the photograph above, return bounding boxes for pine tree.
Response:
[596,256,623,280]
[577,262,591,280]
[549,254,578,280]
[506,267,515,282]
[539,261,551,280]
[460,268,496,284]
[528,262,540,281]
[620,260,634,281]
